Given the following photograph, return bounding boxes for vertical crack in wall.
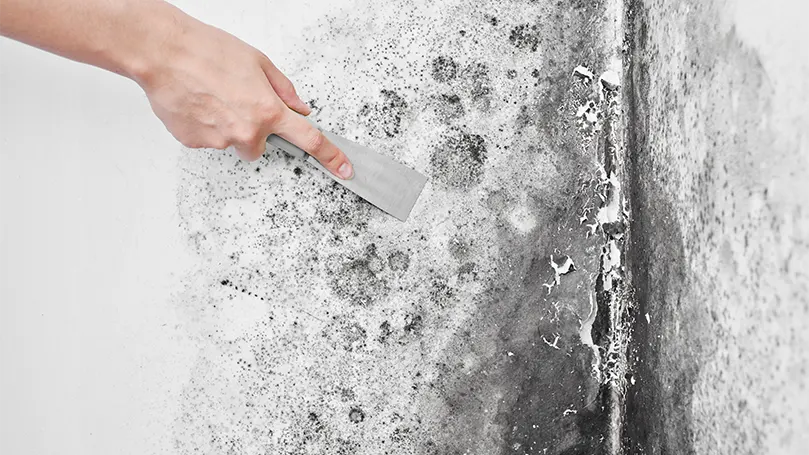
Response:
[594,78,634,453]
[571,23,635,454]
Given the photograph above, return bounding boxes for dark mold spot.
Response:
[509,23,541,52]
[506,69,518,79]
[348,408,365,424]
[449,236,472,259]
[330,245,388,306]
[433,93,465,122]
[387,250,411,272]
[404,314,423,334]
[358,89,408,138]
[457,262,479,282]
[463,62,492,104]
[516,104,541,129]
[293,167,303,176]
[307,412,325,433]
[431,56,459,82]
[322,317,368,352]
[430,128,488,189]
[429,277,455,307]
[378,320,392,343]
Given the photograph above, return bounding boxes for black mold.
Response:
[433,93,465,122]
[463,62,492,107]
[330,246,388,306]
[378,320,392,343]
[431,56,459,82]
[387,250,411,272]
[358,89,408,138]
[430,129,487,189]
[457,262,478,282]
[348,408,365,423]
[509,23,541,52]
[403,314,423,334]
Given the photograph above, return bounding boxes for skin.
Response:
[0,0,354,179]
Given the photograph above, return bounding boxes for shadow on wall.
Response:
[623,0,809,453]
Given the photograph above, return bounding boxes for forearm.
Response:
[0,0,180,82]
[0,0,354,175]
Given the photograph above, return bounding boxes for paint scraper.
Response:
[266,123,427,221]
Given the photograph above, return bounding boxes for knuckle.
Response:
[322,149,343,168]
[208,135,229,150]
[304,130,326,153]
[232,124,259,146]
[260,104,283,126]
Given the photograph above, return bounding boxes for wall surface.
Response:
[6,0,805,453]
[623,0,809,453]
[1,1,623,454]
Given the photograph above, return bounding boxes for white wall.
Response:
[0,1,329,453]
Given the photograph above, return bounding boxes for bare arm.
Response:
[0,0,353,178]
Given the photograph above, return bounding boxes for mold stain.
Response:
[430,128,487,189]
[431,55,460,82]
[358,89,409,138]
[170,0,615,453]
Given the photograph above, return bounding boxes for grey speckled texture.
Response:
[623,0,809,453]
[171,0,620,453]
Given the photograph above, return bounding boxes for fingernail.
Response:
[337,162,354,180]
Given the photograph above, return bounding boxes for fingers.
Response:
[259,57,312,116]
[274,112,354,180]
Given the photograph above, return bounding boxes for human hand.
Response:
[133,5,353,179]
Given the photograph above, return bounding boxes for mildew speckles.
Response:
[427,276,456,308]
[432,93,465,123]
[358,89,409,138]
[430,129,487,189]
[509,23,541,52]
[377,320,393,343]
[387,250,411,272]
[323,316,369,352]
[349,408,366,424]
[457,262,479,283]
[463,62,492,106]
[330,245,389,306]
[171,0,615,452]
[430,56,459,82]
[403,313,423,334]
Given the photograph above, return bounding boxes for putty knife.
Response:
[266,124,427,221]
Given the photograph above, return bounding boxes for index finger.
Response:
[274,112,354,180]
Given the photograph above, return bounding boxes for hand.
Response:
[134,6,353,179]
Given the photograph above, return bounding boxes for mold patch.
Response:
[330,244,389,306]
[509,23,541,52]
[430,56,460,82]
[358,89,409,138]
[430,129,487,189]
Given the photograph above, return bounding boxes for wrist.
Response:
[118,1,186,87]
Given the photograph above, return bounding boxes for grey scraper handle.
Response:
[266,125,427,222]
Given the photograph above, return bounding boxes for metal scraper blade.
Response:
[267,126,427,221]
